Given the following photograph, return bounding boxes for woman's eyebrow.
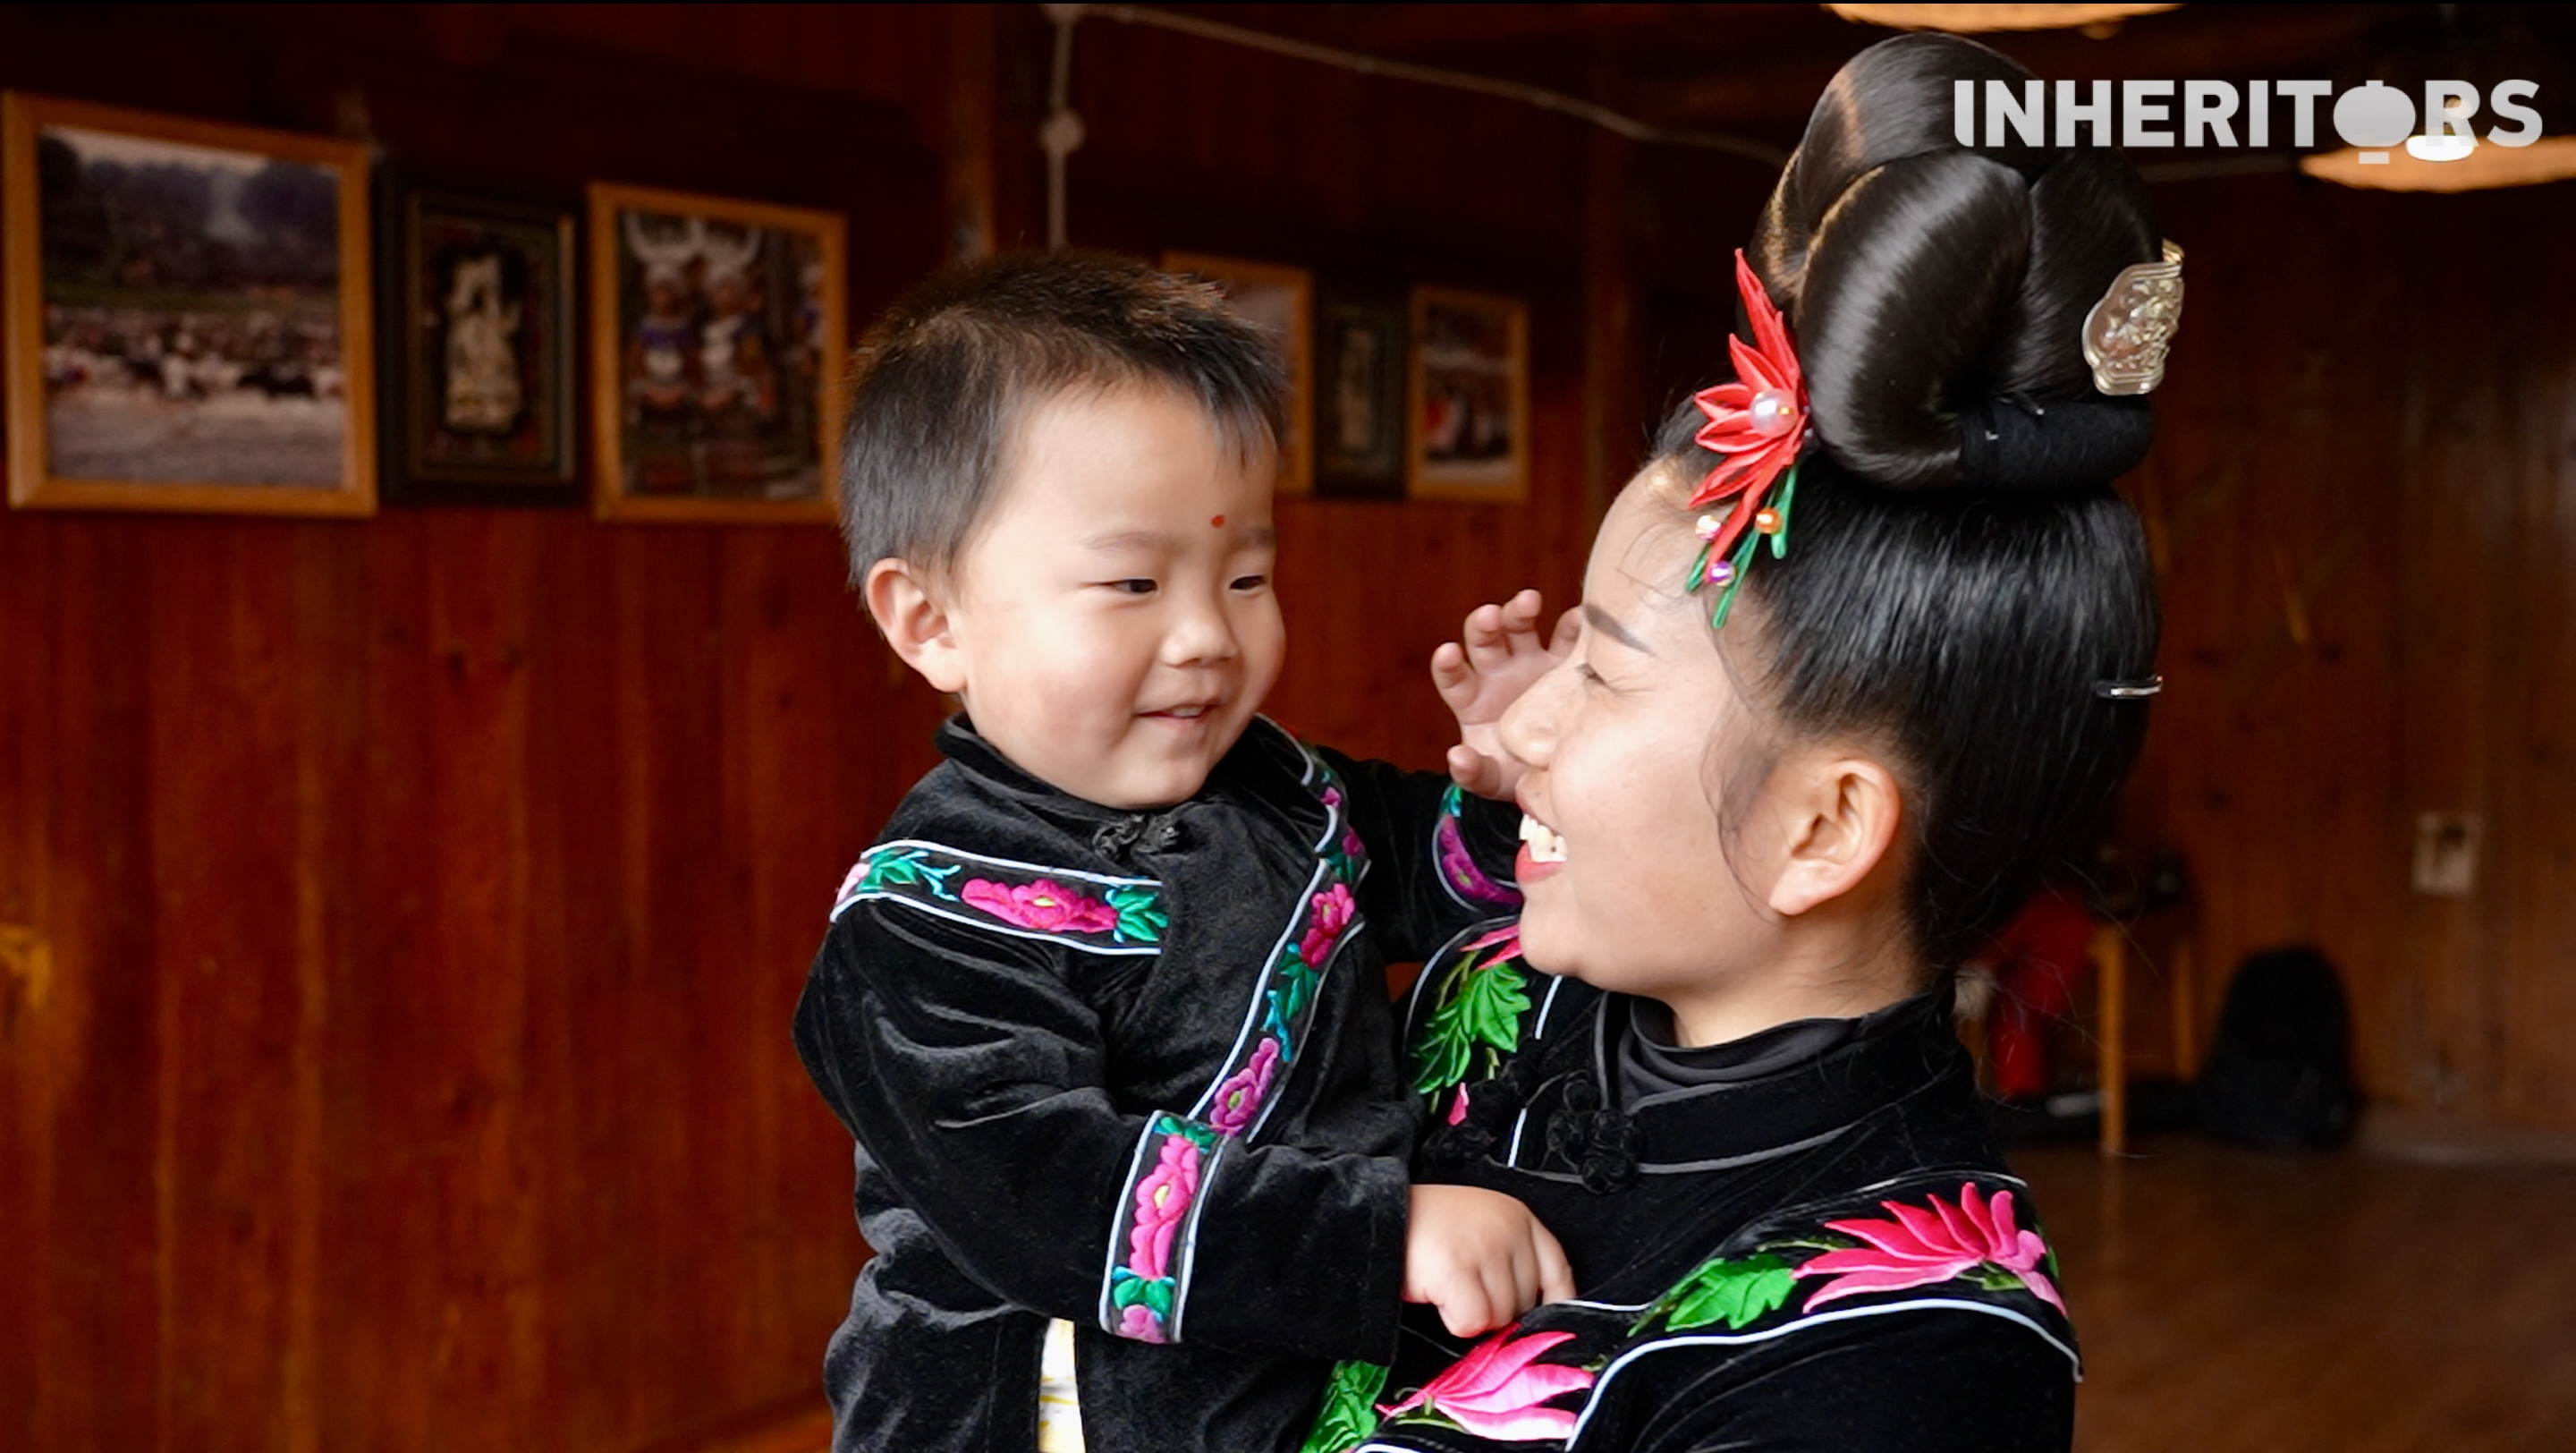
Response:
[1584,604,1653,654]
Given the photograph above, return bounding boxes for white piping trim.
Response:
[864,837,1161,888]
[1530,974,1565,1039]
[1095,1118,1166,1334]
[1186,858,1331,1122]
[1165,1133,1225,1342]
[1347,1297,2077,1451]
[1240,910,1363,1143]
[1560,1298,2082,1441]
[1503,976,1566,1168]
[837,890,1164,955]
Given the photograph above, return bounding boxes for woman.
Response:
[1308,32,2174,1452]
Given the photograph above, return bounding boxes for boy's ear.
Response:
[865,557,969,694]
[1766,754,1902,919]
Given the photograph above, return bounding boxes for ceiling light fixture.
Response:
[2301,134,2576,191]
[1822,4,2179,34]
[2297,11,2576,193]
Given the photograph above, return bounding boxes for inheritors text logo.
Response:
[1955,79,2544,164]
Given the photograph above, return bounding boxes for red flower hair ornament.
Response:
[1684,251,1810,628]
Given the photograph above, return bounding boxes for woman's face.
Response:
[1499,472,1800,1007]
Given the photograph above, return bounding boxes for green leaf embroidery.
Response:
[1659,1253,1795,1332]
[1267,953,1320,1041]
[1299,1359,1391,1453]
[1109,1270,1176,1315]
[1106,884,1167,944]
[860,849,961,900]
[1410,1016,1474,1097]
[1410,954,1532,1096]
[1151,1115,1221,1152]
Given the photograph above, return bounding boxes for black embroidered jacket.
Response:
[1301,921,2079,1453]
[792,718,1521,1453]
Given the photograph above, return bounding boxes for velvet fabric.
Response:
[793,717,1517,1453]
[1330,927,2078,1452]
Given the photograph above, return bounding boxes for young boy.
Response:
[792,253,1570,1453]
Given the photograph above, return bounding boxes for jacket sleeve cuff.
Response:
[1118,1137,1411,1362]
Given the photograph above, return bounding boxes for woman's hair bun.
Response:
[1751,33,2163,493]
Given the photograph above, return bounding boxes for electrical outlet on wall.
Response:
[2411,812,2482,896]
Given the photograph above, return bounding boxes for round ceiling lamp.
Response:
[1822,4,2179,33]
[2301,134,2576,191]
[2297,16,2576,192]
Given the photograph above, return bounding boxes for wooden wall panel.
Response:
[0,4,1686,1449]
[7,6,2575,1453]
[2121,177,2576,1133]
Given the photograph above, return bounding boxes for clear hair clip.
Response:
[2092,676,2165,701]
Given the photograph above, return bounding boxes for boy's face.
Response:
[928,384,1284,810]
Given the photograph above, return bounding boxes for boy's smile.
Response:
[890,382,1284,811]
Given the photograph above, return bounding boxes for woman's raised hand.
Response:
[1433,589,1579,802]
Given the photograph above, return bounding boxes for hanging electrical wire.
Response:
[1037,3,1790,247]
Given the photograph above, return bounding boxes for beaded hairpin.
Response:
[1682,251,1811,629]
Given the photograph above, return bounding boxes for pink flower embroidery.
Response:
[1439,816,1521,905]
[1125,1134,1203,1283]
[1117,1303,1165,1344]
[1796,1182,2065,1313]
[961,878,1118,936]
[835,859,868,902]
[1320,786,1365,864]
[1300,882,1357,968]
[1463,922,1522,965]
[1380,1326,1596,1440]
[1446,1083,1472,1126]
[1208,1036,1283,1134]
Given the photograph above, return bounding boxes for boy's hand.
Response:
[1432,590,1580,802]
[1403,1184,1578,1338]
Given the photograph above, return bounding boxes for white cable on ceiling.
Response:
[1036,1,1792,245]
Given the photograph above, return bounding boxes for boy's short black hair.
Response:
[838,250,1285,584]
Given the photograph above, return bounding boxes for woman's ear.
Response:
[1767,754,1902,918]
[865,557,969,694]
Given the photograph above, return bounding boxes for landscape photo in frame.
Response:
[4,92,376,515]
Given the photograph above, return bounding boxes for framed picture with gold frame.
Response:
[587,181,844,523]
[3,92,377,516]
[1406,286,1529,504]
[1162,251,1312,495]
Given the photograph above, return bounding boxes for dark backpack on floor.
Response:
[2195,946,2359,1150]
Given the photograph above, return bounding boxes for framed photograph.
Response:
[385,190,577,504]
[1163,251,1311,495]
[1407,286,1529,504]
[3,93,376,515]
[589,182,844,523]
[1313,287,1405,500]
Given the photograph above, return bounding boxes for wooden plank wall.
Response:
[4,5,2574,1451]
[0,4,1716,1450]
[2121,177,2576,1130]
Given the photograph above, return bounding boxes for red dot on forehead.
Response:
[1210,514,1225,528]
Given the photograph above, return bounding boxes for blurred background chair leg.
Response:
[2094,924,2127,1158]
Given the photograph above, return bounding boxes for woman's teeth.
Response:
[1520,814,1566,863]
